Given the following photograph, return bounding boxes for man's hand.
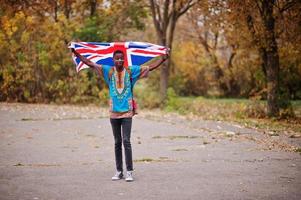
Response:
[149,49,170,71]
[70,46,102,71]
[68,41,76,54]
[71,48,79,57]
[163,48,170,60]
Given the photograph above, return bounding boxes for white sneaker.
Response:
[112,171,123,181]
[125,171,134,182]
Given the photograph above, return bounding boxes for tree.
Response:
[0,0,148,103]
[188,0,231,96]
[227,0,300,117]
[149,0,197,101]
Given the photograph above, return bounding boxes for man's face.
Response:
[113,52,124,68]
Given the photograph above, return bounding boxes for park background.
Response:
[0,0,300,135]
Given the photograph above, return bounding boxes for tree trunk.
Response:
[54,0,58,22]
[259,47,267,77]
[90,0,97,17]
[158,36,168,100]
[149,0,196,101]
[266,49,279,117]
[261,0,280,117]
[159,7,177,101]
[160,61,169,100]
[64,0,71,19]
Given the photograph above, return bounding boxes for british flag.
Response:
[69,41,168,73]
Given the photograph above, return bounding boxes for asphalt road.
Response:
[0,103,300,200]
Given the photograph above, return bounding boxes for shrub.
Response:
[134,82,161,109]
[244,100,266,118]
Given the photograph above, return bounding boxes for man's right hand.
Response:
[163,48,170,60]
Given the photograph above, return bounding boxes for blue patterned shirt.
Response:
[102,65,148,115]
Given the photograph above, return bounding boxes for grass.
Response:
[134,157,176,163]
[235,117,301,134]
[203,141,210,145]
[152,135,202,140]
[172,148,188,151]
[134,158,154,162]
[164,96,301,134]
[20,116,105,121]
[13,163,24,166]
[294,148,301,155]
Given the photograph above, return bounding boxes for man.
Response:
[71,47,169,182]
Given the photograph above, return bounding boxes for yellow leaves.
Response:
[52,64,61,72]
[1,11,26,38]
[1,16,15,37]
[14,11,26,20]
[25,16,34,26]
[21,31,30,44]
[57,13,68,24]
[1,67,15,96]
[0,32,8,49]
[173,41,203,81]
[38,51,49,67]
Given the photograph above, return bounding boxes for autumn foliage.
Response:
[0,0,300,118]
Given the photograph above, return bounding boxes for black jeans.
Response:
[110,117,133,171]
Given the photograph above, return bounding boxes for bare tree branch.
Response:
[162,0,170,31]
[213,31,219,50]
[246,14,260,46]
[255,0,263,16]
[177,0,198,19]
[155,1,162,27]
[189,13,212,53]
[149,0,163,40]
[279,0,297,13]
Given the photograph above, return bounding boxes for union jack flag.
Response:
[69,41,168,73]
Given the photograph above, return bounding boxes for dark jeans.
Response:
[110,117,133,172]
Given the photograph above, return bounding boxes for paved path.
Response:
[0,103,300,200]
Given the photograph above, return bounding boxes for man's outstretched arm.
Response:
[149,54,169,71]
[72,48,101,69]
[71,48,102,76]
